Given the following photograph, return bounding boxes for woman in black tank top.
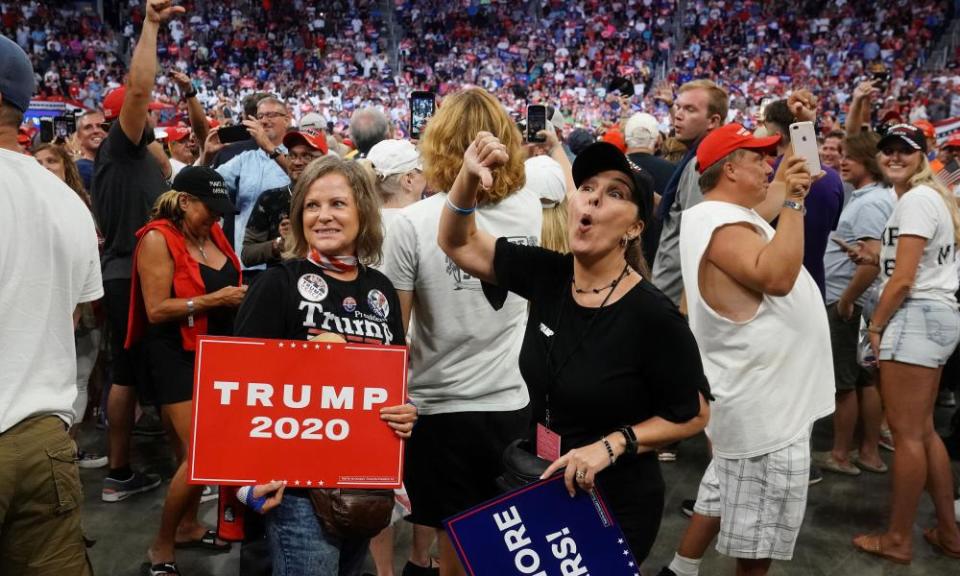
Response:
[131,167,247,576]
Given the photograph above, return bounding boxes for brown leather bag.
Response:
[307,488,394,539]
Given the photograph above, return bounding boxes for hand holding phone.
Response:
[526,104,547,143]
[409,91,435,140]
[789,121,822,177]
[830,236,855,253]
[218,124,252,144]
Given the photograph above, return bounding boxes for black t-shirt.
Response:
[92,123,168,281]
[491,238,709,454]
[234,259,405,346]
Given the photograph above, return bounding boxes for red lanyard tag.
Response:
[536,423,562,461]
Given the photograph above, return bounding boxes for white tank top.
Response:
[679,200,835,459]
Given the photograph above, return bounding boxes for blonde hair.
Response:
[541,201,569,253]
[419,88,526,204]
[678,79,729,125]
[286,156,384,266]
[150,190,186,224]
[910,156,960,244]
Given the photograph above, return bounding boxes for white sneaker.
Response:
[200,485,219,503]
[76,450,108,469]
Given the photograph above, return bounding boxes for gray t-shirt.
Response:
[652,159,704,305]
[380,189,541,415]
[823,183,896,306]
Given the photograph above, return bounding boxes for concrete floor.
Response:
[78,409,960,576]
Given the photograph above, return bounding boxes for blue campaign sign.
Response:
[443,476,640,576]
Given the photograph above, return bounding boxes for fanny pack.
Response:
[307,488,394,539]
[496,439,551,493]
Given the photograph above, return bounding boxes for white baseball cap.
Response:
[299,112,326,130]
[367,139,421,179]
[624,112,660,149]
[524,155,566,206]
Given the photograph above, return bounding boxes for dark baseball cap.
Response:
[878,124,928,154]
[572,142,652,223]
[172,166,238,215]
[0,34,36,113]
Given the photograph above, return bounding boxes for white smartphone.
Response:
[789,121,822,176]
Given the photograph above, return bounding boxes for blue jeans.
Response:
[265,492,369,576]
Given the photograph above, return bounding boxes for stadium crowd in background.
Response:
[3,1,960,576]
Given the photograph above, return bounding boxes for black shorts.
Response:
[404,408,529,527]
[102,279,140,387]
[143,338,196,405]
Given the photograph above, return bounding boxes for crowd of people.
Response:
[3,1,960,576]
[4,0,960,136]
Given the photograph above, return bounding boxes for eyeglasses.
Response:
[288,152,324,163]
[256,112,287,121]
[879,147,919,156]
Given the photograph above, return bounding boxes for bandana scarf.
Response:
[308,248,358,273]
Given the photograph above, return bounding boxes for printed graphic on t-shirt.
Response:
[881,225,957,277]
[298,299,396,345]
[444,235,538,291]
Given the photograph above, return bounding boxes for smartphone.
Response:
[831,236,855,253]
[790,121,822,177]
[53,116,69,141]
[39,117,54,143]
[872,70,890,92]
[65,112,77,135]
[527,104,547,143]
[218,124,252,144]
[409,91,435,140]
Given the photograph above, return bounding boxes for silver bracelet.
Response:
[186,299,195,327]
[445,195,477,216]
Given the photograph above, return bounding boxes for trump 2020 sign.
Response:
[189,336,407,488]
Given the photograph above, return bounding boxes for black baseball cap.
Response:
[572,142,652,223]
[172,166,238,215]
[878,124,928,154]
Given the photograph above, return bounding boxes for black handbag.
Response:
[496,439,551,492]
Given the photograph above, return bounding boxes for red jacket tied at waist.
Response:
[125,219,241,351]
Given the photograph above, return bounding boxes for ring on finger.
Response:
[575,470,586,481]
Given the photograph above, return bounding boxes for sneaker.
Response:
[76,450,108,469]
[200,485,219,503]
[101,471,162,502]
[657,448,678,462]
[937,389,957,408]
[808,464,823,485]
[656,568,678,576]
[879,429,896,452]
[680,498,696,518]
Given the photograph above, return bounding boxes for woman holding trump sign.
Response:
[437,136,711,562]
[233,155,417,576]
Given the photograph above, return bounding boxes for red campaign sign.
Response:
[189,336,408,488]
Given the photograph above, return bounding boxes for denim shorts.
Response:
[878,299,960,368]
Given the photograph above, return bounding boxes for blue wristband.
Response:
[445,195,477,216]
[237,485,268,513]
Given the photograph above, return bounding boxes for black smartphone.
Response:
[39,118,54,143]
[526,104,547,143]
[218,124,252,144]
[409,91,435,140]
[65,112,77,135]
[872,70,890,92]
[53,116,69,141]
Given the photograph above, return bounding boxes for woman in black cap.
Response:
[126,166,248,576]
[852,124,960,564]
[437,135,711,562]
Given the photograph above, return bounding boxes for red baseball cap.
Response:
[164,126,191,142]
[914,120,935,139]
[944,136,960,149]
[282,127,328,154]
[697,123,781,172]
[101,86,169,121]
[600,128,627,153]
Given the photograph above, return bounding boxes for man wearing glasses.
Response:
[213,96,292,280]
[240,127,328,268]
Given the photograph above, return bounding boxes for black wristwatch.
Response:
[268,148,283,160]
[182,88,198,100]
[617,426,638,455]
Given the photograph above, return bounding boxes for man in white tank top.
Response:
[663,124,836,576]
